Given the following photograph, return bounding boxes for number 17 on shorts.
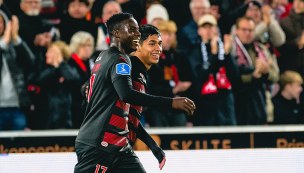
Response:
[95,164,108,173]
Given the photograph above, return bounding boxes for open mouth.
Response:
[151,54,160,59]
[133,40,139,45]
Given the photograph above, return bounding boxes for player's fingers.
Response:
[187,98,196,109]
[185,98,195,110]
[159,157,166,170]
[183,104,192,115]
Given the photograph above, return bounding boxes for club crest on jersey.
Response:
[101,141,108,147]
[116,63,130,75]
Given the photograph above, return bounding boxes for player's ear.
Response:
[137,43,142,52]
[113,30,120,38]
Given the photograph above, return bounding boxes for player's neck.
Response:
[110,41,128,54]
[134,52,151,70]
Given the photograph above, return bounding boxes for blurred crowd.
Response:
[0,0,304,131]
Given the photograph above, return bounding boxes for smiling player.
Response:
[74,13,195,173]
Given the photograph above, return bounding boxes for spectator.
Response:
[270,0,289,20]
[231,16,279,125]
[278,0,304,77]
[146,20,192,127]
[95,1,121,51]
[272,71,303,124]
[231,1,286,48]
[69,31,94,128]
[177,0,210,56]
[28,41,80,129]
[162,0,193,29]
[0,13,35,130]
[146,4,169,26]
[56,0,97,45]
[187,14,238,126]
[280,0,293,19]
[214,0,244,34]
[115,0,145,23]
[139,0,162,25]
[18,0,54,74]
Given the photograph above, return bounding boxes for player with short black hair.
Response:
[106,13,133,37]
[74,13,195,173]
[138,24,161,45]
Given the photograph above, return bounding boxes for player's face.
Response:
[119,18,141,54]
[139,34,162,66]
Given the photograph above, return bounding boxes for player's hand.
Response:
[159,157,166,170]
[172,97,195,115]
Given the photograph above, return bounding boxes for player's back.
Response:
[76,47,132,153]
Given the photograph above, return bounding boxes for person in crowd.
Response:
[177,0,211,56]
[280,0,294,19]
[18,0,55,74]
[278,0,304,77]
[272,71,303,124]
[69,31,94,128]
[0,12,35,131]
[95,1,121,51]
[231,16,279,125]
[231,1,286,48]
[139,0,163,25]
[56,0,97,45]
[187,14,238,126]
[146,20,192,127]
[115,0,145,23]
[28,41,80,129]
[270,0,289,20]
[146,4,169,26]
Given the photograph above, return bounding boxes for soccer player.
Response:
[74,13,195,173]
[127,24,166,170]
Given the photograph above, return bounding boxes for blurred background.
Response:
[0,0,304,172]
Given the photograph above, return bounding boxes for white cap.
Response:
[198,14,217,27]
[147,4,169,24]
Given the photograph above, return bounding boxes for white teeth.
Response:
[133,40,139,43]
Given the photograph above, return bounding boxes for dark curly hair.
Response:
[106,13,134,39]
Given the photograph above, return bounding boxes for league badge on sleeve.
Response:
[116,63,130,75]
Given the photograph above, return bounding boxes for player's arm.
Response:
[113,78,195,115]
[111,61,195,114]
[137,122,166,170]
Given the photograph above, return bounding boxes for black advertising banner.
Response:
[1,130,304,153]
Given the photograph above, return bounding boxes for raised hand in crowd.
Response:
[11,15,19,41]
[298,31,304,50]
[223,34,233,55]
[211,35,219,55]
[46,43,63,68]
[2,20,11,44]
[253,58,272,78]
[262,5,271,25]
[210,5,221,20]
[34,32,52,48]
[172,81,192,95]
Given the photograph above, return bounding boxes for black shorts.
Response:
[74,142,146,173]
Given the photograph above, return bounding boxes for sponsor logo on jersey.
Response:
[101,141,108,147]
[116,63,130,75]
